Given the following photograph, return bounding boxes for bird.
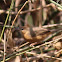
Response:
[20,26,52,45]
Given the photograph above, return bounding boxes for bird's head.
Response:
[21,26,29,34]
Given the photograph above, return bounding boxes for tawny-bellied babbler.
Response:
[20,27,52,45]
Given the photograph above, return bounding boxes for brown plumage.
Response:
[21,27,52,43]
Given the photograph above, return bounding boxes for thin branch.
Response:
[1,23,62,28]
[3,33,6,62]
[25,52,62,61]
[43,23,62,28]
[48,0,62,9]
[0,0,15,42]
[54,49,62,56]
[10,0,30,31]
[0,3,57,15]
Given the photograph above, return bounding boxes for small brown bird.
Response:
[21,27,52,44]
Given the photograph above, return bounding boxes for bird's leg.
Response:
[30,42,37,47]
[30,42,41,47]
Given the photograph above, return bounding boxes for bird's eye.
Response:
[21,28,24,30]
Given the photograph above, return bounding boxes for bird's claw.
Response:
[30,44,35,47]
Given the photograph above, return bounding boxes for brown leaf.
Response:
[6,29,15,48]
[53,42,62,50]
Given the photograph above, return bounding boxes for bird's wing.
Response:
[34,28,51,36]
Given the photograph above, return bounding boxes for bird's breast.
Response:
[23,32,43,42]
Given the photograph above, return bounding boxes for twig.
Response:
[0,0,15,42]
[4,44,62,62]
[48,0,62,9]
[54,49,62,55]
[25,52,62,61]
[22,55,62,61]
[0,7,40,14]
[43,23,62,28]
[3,33,6,62]
[19,42,29,48]
[10,0,30,31]
[1,23,62,28]
[0,3,56,14]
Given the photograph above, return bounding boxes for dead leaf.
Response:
[53,42,62,50]
[6,29,15,48]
